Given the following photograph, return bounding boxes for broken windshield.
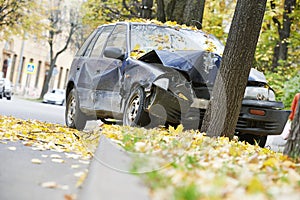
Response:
[130,24,224,58]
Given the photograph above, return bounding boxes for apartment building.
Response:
[0,36,75,98]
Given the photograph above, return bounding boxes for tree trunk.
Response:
[40,58,56,99]
[140,0,153,19]
[284,101,300,159]
[271,0,296,69]
[165,0,185,23]
[183,0,205,29]
[200,0,267,138]
[157,0,166,22]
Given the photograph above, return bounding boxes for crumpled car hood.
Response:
[139,50,267,85]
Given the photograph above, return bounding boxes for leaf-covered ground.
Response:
[1,115,299,200]
[100,125,300,200]
[0,115,98,159]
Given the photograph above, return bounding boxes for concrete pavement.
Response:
[79,136,150,200]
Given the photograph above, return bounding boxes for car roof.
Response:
[97,21,201,32]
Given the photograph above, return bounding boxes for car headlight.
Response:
[153,78,169,91]
[244,87,276,101]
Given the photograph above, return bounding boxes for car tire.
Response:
[238,134,267,148]
[6,96,11,100]
[123,87,149,127]
[65,88,87,130]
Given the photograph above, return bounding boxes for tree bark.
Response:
[200,0,267,138]
[284,100,300,159]
[157,0,166,22]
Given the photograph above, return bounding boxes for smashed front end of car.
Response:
[137,49,289,136]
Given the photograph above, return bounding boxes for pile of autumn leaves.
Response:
[0,115,299,200]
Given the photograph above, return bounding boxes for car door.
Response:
[76,26,114,110]
[92,24,128,114]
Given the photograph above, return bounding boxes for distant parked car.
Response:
[0,78,13,100]
[43,89,65,106]
[65,21,290,147]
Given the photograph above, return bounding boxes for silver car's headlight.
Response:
[244,87,276,101]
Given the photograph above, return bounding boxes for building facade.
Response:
[0,34,75,99]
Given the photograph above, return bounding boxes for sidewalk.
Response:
[79,136,150,200]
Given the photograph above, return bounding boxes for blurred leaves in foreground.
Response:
[101,124,300,200]
[1,115,300,199]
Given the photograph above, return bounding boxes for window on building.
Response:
[35,61,42,88]
[9,54,17,82]
[64,69,69,89]
[18,57,26,84]
[57,67,63,89]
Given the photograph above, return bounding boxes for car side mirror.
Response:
[104,46,125,60]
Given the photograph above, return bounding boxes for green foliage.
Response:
[0,0,46,40]
[255,0,300,71]
[81,0,141,31]
[174,184,201,200]
[282,72,300,109]
[265,65,300,107]
[202,0,236,43]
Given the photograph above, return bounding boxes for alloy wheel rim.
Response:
[67,96,76,125]
[126,94,140,125]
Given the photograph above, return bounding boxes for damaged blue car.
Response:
[65,22,289,147]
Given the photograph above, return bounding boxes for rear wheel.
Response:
[65,88,87,130]
[123,87,149,126]
[238,134,267,148]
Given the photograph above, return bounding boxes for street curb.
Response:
[79,136,150,200]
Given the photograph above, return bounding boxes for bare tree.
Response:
[40,1,81,99]
[201,0,267,138]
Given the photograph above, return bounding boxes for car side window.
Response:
[75,29,98,57]
[83,27,104,57]
[104,24,127,57]
[90,26,114,58]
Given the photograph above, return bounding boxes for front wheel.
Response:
[123,87,149,127]
[65,88,87,130]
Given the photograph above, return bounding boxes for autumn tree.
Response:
[82,0,140,30]
[0,0,44,39]
[271,0,297,70]
[157,0,206,29]
[39,0,81,98]
[201,0,267,137]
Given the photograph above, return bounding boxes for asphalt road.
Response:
[0,96,65,125]
[0,96,150,200]
[0,96,88,200]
